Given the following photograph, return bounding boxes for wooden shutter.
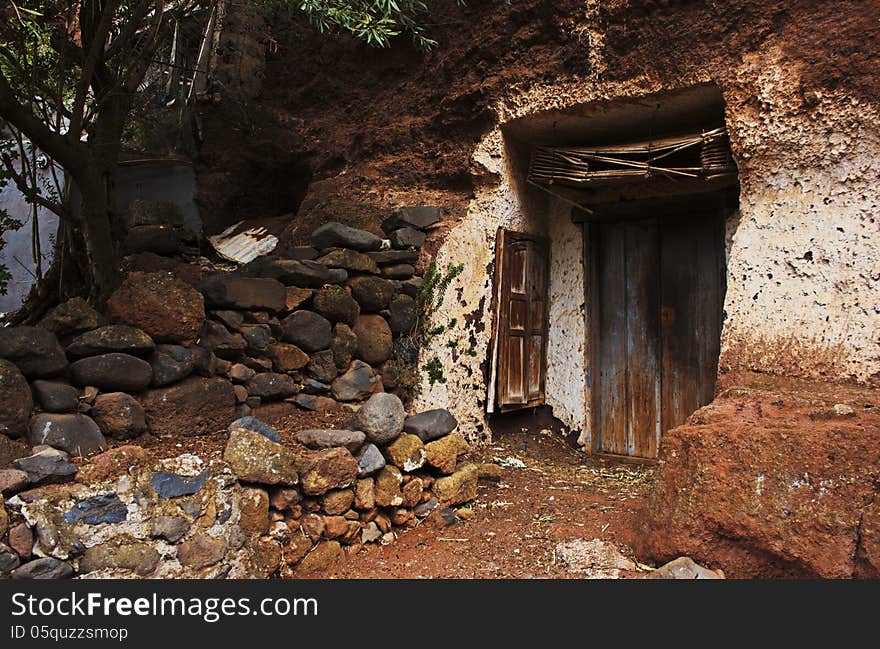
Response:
[495,229,550,411]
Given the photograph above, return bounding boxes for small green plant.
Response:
[421,357,446,386]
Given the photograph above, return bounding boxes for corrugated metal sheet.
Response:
[208,217,286,264]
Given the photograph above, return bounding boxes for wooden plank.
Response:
[625,220,661,458]
[596,223,628,455]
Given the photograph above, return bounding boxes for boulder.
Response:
[307,350,338,384]
[14,448,77,485]
[348,276,394,312]
[400,277,423,298]
[199,275,286,312]
[331,360,382,402]
[90,393,147,440]
[269,487,302,511]
[0,469,30,495]
[30,380,79,413]
[381,264,415,280]
[346,392,404,445]
[374,466,404,507]
[106,271,205,343]
[37,298,103,338]
[0,360,33,436]
[296,540,342,574]
[321,489,355,516]
[8,523,32,558]
[239,487,270,535]
[240,324,271,352]
[425,433,470,474]
[212,310,244,331]
[27,413,107,456]
[353,315,393,365]
[382,206,442,232]
[284,287,313,312]
[432,464,478,506]
[79,539,161,576]
[149,345,195,386]
[293,429,365,454]
[0,326,67,378]
[645,557,725,579]
[316,249,380,274]
[198,320,247,359]
[355,478,375,509]
[139,377,236,436]
[294,394,341,412]
[331,323,358,369]
[66,324,154,358]
[384,433,426,472]
[313,285,360,326]
[388,294,418,335]
[228,416,281,443]
[177,534,226,569]
[243,257,334,288]
[190,346,218,377]
[223,428,299,485]
[390,227,426,249]
[11,557,73,580]
[297,447,359,496]
[246,373,298,400]
[355,443,386,477]
[404,409,458,441]
[281,310,332,353]
[285,246,319,260]
[70,353,153,392]
[368,249,420,265]
[311,222,383,252]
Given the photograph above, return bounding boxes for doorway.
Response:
[590,197,728,459]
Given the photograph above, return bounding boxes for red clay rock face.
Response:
[639,385,880,578]
[106,272,205,344]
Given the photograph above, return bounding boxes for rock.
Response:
[355,443,386,477]
[374,466,404,507]
[313,285,360,326]
[402,477,424,507]
[0,360,33,436]
[321,489,355,516]
[645,556,725,579]
[477,462,503,482]
[228,363,256,383]
[190,346,217,377]
[240,487,270,535]
[106,271,205,343]
[66,325,155,358]
[269,486,302,511]
[0,502,6,538]
[241,324,271,352]
[9,523,33,558]
[139,377,236,436]
[555,539,637,577]
[79,538,160,576]
[425,507,458,529]
[228,416,281,443]
[346,392,405,445]
[301,513,325,540]
[388,294,418,335]
[331,323,358,369]
[413,498,439,518]
[425,433,470,474]
[307,350,339,384]
[243,257,334,288]
[353,315,393,365]
[212,310,245,331]
[30,380,79,413]
[316,248,380,274]
[285,246,319,261]
[91,393,147,440]
[834,403,855,417]
[199,320,247,359]
[76,445,152,483]
[433,464,478,505]
[38,298,103,338]
[70,353,153,392]
[331,360,382,401]
[0,469,30,495]
[293,430,365,454]
[27,413,107,456]
[177,534,226,569]
[0,545,21,574]
[14,448,77,485]
[124,252,200,286]
[302,378,330,394]
[224,428,299,485]
[246,373,298,400]
[123,200,185,229]
[63,493,127,525]
[285,287,313,311]
[368,249,420,265]
[404,409,458,442]
[281,310,332,353]
[382,206,442,232]
[150,469,209,498]
[381,264,415,280]
[311,222,383,252]
[266,342,310,372]
[0,326,67,378]
[384,434,426,472]
[11,557,73,580]
[348,276,394,312]
[322,515,349,539]
[298,447,359,496]
[124,224,180,255]
[150,344,196,386]
[296,540,342,574]
[199,275,286,312]
[361,521,381,544]
[355,478,375,510]
[150,516,190,543]
[294,394,340,411]
[390,227,426,249]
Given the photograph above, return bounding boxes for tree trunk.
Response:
[77,174,120,305]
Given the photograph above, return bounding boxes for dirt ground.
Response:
[303,425,656,579]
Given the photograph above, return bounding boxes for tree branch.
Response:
[0,151,69,221]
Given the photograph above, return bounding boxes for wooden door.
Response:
[495,229,550,411]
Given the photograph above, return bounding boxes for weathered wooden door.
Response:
[495,229,550,411]
[593,211,724,459]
